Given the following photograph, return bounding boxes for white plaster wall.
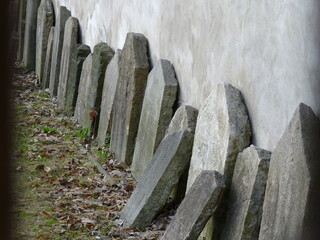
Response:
[51,0,320,151]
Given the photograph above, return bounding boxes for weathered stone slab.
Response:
[221,145,270,240]
[259,103,320,240]
[49,6,71,97]
[42,26,54,90]
[161,170,226,240]
[35,0,54,82]
[131,59,178,178]
[120,130,195,229]
[187,82,251,240]
[110,33,149,165]
[22,0,41,69]
[74,43,114,134]
[17,0,26,60]
[96,50,121,147]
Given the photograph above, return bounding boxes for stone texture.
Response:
[17,0,27,60]
[22,0,41,69]
[96,50,121,147]
[131,59,178,179]
[35,0,54,81]
[120,130,195,229]
[49,6,71,97]
[259,103,320,240]
[110,32,149,165]
[221,145,271,240]
[187,82,251,240]
[74,43,114,134]
[41,26,54,90]
[161,170,226,240]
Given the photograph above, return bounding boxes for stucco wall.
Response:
[51,0,320,151]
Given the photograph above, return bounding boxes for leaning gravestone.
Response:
[96,50,121,147]
[221,145,271,240]
[22,0,41,69]
[35,0,54,82]
[110,33,149,165]
[259,103,320,240]
[49,6,71,97]
[131,59,178,179]
[187,82,251,240]
[17,0,27,60]
[161,170,226,240]
[121,130,195,229]
[42,26,54,90]
[74,43,114,134]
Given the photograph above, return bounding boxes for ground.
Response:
[11,62,174,240]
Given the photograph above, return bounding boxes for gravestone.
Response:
[110,32,149,165]
[17,0,26,60]
[121,130,195,229]
[74,43,114,134]
[49,6,71,97]
[221,145,271,240]
[160,170,226,240]
[259,103,320,240]
[187,82,251,240]
[96,50,121,147]
[35,0,54,82]
[22,0,41,69]
[131,59,178,179]
[42,26,54,90]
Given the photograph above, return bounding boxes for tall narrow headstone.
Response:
[187,82,251,240]
[131,59,178,178]
[96,50,121,147]
[35,0,54,81]
[42,26,54,90]
[17,0,26,60]
[259,103,320,240]
[49,6,71,97]
[110,32,150,165]
[22,0,41,69]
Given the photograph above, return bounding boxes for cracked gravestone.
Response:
[220,145,271,240]
[41,26,54,90]
[96,49,121,147]
[187,82,251,240]
[35,0,54,82]
[120,129,195,229]
[49,6,71,97]
[160,170,226,240]
[74,43,114,134]
[110,32,150,165]
[131,59,178,179]
[259,103,320,240]
[17,0,27,60]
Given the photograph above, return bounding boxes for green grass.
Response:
[38,125,59,134]
[72,127,89,139]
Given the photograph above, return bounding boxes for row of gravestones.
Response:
[16,0,320,239]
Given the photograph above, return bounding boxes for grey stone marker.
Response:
[22,0,41,69]
[49,6,71,97]
[96,50,121,147]
[17,0,27,60]
[187,82,251,240]
[35,0,54,82]
[160,170,226,240]
[110,32,149,165]
[121,130,195,229]
[131,59,178,179]
[259,103,320,240]
[74,43,114,134]
[41,26,54,90]
[221,145,271,240]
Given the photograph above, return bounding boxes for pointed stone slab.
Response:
[259,103,320,240]
[187,82,251,240]
[22,0,41,69]
[132,59,178,179]
[49,6,71,97]
[161,170,226,240]
[42,26,54,90]
[96,50,121,147]
[221,145,270,240]
[121,130,195,229]
[35,0,54,81]
[17,0,27,60]
[110,33,150,165]
[74,43,114,134]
